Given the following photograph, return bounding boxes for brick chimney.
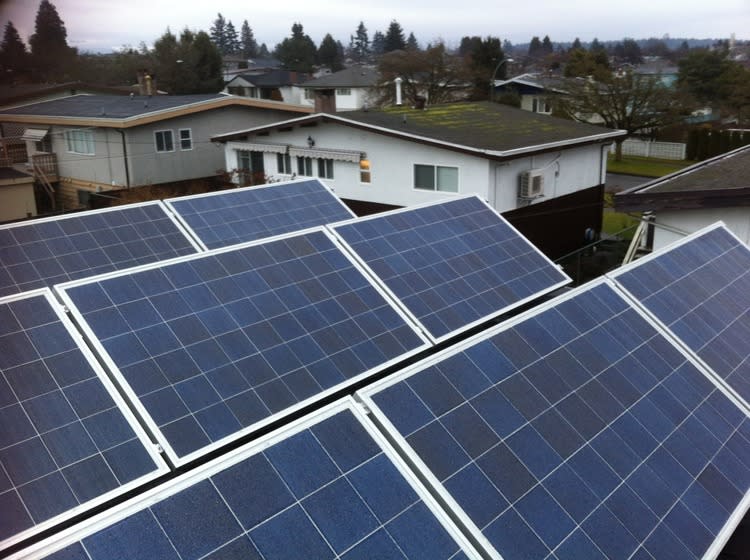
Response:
[314,89,336,113]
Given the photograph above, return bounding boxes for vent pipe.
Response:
[395,77,403,106]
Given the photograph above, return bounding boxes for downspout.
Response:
[116,129,131,188]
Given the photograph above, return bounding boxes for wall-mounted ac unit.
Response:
[518,170,545,199]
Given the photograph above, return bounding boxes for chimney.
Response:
[395,77,403,106]
[314,89,336,113]
[136,70,146,95]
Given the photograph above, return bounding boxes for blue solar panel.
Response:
[0,202,200,298]
[166,179,355,250]
[611,224,750,410]
[13,401,481,560]
[57,229,429,465]
[0,289,167,551]
[330,196,570,342]
[360,280,750,560]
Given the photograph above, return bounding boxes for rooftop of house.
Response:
[494,73,569,93]
[0,167,33,182]
[214,101,624,157]
[0,93,312,128]
[228,70,309,88]
[0,81,136,109]
[302,66,378,89]
[615,145,750,212]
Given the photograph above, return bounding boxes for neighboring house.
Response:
[493,73,568,115]
[222,57,282,81]
[212,102,625,257]
[0,94,311,209]
[298,66,379,111]
[632,57,679,88]
[224,71,309,104]
[0,167,36,222]
[615,144,750,250]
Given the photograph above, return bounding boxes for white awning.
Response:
[288,146,363,163]
[239,142,288,154]
[21,128,49,142]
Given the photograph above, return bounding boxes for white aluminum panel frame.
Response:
[0,288,169,553]
[357,277,750,560]
[9,397,485,560]
[328,194,572,345]
[55,226,432,467]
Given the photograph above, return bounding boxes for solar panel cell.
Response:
[360,280,750,560]
[0,202,199,297]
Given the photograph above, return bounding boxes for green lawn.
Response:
[607,155,694,178]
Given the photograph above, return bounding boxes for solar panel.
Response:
[329,195,570,342]
[0,289,168,552]
[0,201,201,298]
[165,179,356,250]
[56,228,430,466]
[359,279,750,560]
[10,400,482,560]
[610,223,750,412]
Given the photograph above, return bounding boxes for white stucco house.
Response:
[615,145,750,250]
[212,102,625,257]
[298,66,378,112]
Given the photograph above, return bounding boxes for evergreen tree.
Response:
[541,35,553,56]
[240,20,257,58]
[318,33,343,71]
[274,23,317,72]
[0,21,28,76]
[258,43,270,57]
[528,36,542,58]
[209,13,227,53]
[406,32,419,51]
[571,37,582,51]
[153,28,223,94]
[590,37,605,54]
[371,31,385,56]
[383,20,406,53]
[29,0,75,81]
[614,38,642,64]
[225,21,239,55]
[350,21,369,62]
[502,39,513,55]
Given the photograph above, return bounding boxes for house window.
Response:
[179,129,192,150]
[155,130,174,152]
[336,88,351,96]
[297,156,313,176]
[532,98,550,114]
[414,164,458,193]
[277,153,292,174]
[304,89,314,100]
[237,150,265,186]
[317,158,334,179]
[64,130,95,155]
[360,158,371,183]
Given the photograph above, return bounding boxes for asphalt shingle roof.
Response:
[302,66,378,89]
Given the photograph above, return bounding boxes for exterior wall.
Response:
[0,181,37,221]
[520,95,552,114]
[652,208,750,250]
[43,106,298,190]
[297,88,374,111]
[223,121,609,214]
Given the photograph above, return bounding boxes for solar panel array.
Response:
[57,229,429,465]
[360,281,750,560]
[0,202,199,298]
[166,179,355,250]
[611,224,750,410]
[330,196,570,342]
[16,402,480,560]
[0,290,167,550]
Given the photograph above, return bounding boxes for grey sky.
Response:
[1,0,748,53]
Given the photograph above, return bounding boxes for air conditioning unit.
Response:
[518,170,545,199]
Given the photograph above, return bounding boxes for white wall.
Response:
[223,121,608,213]
[296,88,374,111]
[653,208,750,250]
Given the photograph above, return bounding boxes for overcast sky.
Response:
[1,0,748,53]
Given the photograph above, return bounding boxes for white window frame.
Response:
[297,156,313,177]
[178,128,192,151]
[64,129,95,155]
[317,158,334,179]
[277,153,292,174]
[359,158,371,184]
[413,164,459,193]
[304,89,315,100]
[154,130,175,153]
[336,88,352,96]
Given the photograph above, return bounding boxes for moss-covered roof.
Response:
[340,101,621,152]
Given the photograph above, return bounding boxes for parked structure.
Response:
[615,145,750,250]
[213,102,625,257]
[0,94,311,209]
